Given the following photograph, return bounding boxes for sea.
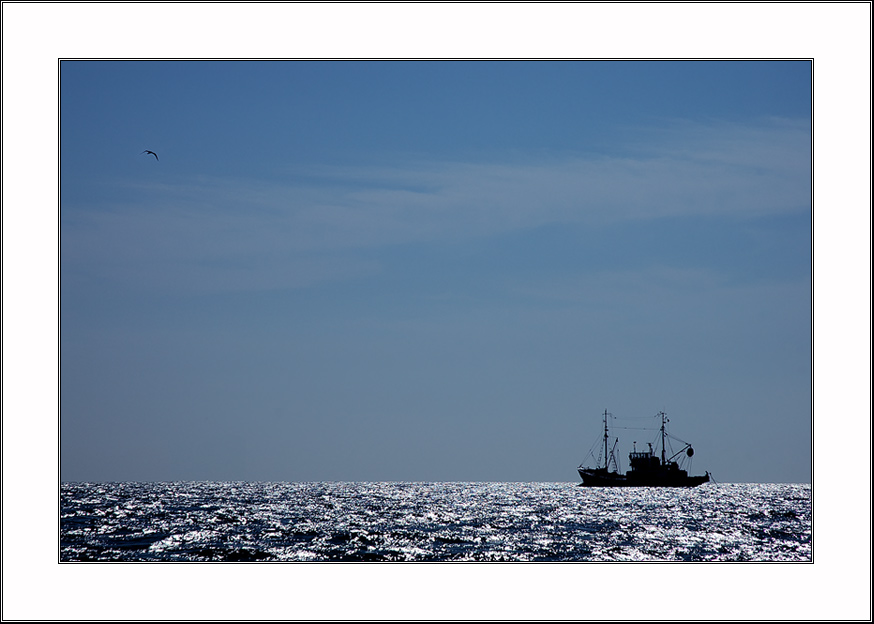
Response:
[60,481,811,562]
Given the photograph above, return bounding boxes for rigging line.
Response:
[664,432,691,445]
[612,426,658,431]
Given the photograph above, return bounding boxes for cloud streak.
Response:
[62,117,810,293]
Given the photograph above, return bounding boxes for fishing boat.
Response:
[577,409,710,487]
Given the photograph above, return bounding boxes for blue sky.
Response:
[59,60,813,483]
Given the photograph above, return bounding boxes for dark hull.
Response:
[578,468,709,488]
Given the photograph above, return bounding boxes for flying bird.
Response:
[142,150,159,161]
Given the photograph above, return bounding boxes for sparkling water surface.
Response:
[61,481,811,562]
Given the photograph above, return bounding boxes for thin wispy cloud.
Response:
[63,117,809,294]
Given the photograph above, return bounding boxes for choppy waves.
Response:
[61,481,811,562]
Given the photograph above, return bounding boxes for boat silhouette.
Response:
[577,409,710,487]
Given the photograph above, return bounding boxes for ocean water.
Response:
[60,481,811,562]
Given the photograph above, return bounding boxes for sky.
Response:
[58,59,813,483]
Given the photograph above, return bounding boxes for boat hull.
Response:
[578,468,709,487]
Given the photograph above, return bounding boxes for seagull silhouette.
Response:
[142,150,159,161]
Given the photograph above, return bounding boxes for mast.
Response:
[603,409,611,471]
[658,411,668,465]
